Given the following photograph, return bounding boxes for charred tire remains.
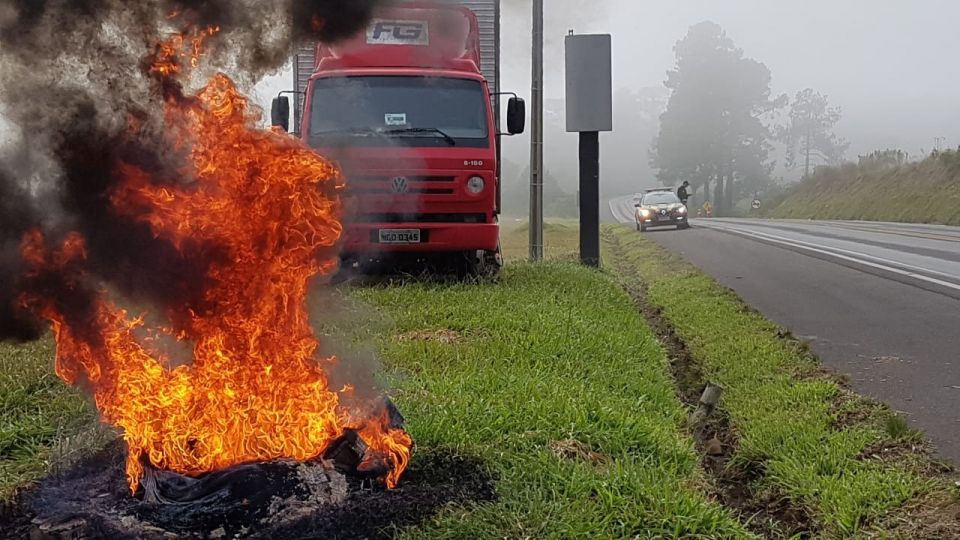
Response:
[15,398,496,539]
[15,441,494,540]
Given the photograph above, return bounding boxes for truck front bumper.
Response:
[342,223,500,253]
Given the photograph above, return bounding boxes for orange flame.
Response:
[19,31,412,493]
[149,25,220,78]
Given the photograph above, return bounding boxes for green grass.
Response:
[602,226,953,537]
[767,151,960,224]
[0,339,98,500]
[500,219,580,261]
[348,263,750,538]
[883,413,923,444]
[0,256,750,536]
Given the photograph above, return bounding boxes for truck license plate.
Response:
[378,229,422,244]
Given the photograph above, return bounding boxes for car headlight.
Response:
[639,209,651,217]
[678,205,687,214]
[466,176,485,194]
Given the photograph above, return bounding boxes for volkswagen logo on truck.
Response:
[391,176,410,194]
[367,20,430,45]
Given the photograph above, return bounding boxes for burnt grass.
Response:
[605,238,814,538]
[2,441,495,539]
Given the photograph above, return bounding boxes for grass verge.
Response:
[348,263,751,538]
[603,225,960,538]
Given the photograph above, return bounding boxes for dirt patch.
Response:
[3,442,495,539]
[858,439,927,463]
[549,439,610,466]
[871,493,960,538]
[397,329,463,345]
[828,388,877,430]
[858,438,960,537]
[857,438,954,477]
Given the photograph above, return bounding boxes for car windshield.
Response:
[308,76,489,148]
[643,192,680,205]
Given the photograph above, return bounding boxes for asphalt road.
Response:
[608,196,960,462]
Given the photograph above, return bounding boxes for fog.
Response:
[253,0,958,215]
[4,1,953,215]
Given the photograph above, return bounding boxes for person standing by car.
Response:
[677,181,691,207]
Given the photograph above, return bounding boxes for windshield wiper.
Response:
[383,127,457,146]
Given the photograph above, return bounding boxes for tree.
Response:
[651,22,783,216]
[781,88,849,178]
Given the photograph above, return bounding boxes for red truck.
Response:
[271,0,524,275]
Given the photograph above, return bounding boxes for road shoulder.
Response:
[602,224,960,538]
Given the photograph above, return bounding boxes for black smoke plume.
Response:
[0,0,384,341]
[0,163,43,341]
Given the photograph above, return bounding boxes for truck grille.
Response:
[346,175,458,196]
[350,213,487,224]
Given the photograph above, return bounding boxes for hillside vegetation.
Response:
[768,150,960,224]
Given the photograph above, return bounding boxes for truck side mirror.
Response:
[507,97,525,135]
[271,96,290,133]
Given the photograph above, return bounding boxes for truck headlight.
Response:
[467,176,485,194]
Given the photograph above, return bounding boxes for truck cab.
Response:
[272,2,523,274]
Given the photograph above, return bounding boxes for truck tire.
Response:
[480,246,503,277]
[457,246,502,280]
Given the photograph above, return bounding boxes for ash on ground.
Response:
[9,441,494,540]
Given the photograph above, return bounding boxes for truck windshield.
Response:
[308,76,489,148]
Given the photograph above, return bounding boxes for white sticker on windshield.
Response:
[385,113,408,126]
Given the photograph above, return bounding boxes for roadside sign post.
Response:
[565,33,613,267]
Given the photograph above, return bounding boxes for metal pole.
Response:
[579,131,600,267]
[529,0,544,261]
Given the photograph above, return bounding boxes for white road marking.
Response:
[699,221,960,292]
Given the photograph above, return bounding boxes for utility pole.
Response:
[529,0,544,261]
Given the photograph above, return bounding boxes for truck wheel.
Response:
[480,246,503,277]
